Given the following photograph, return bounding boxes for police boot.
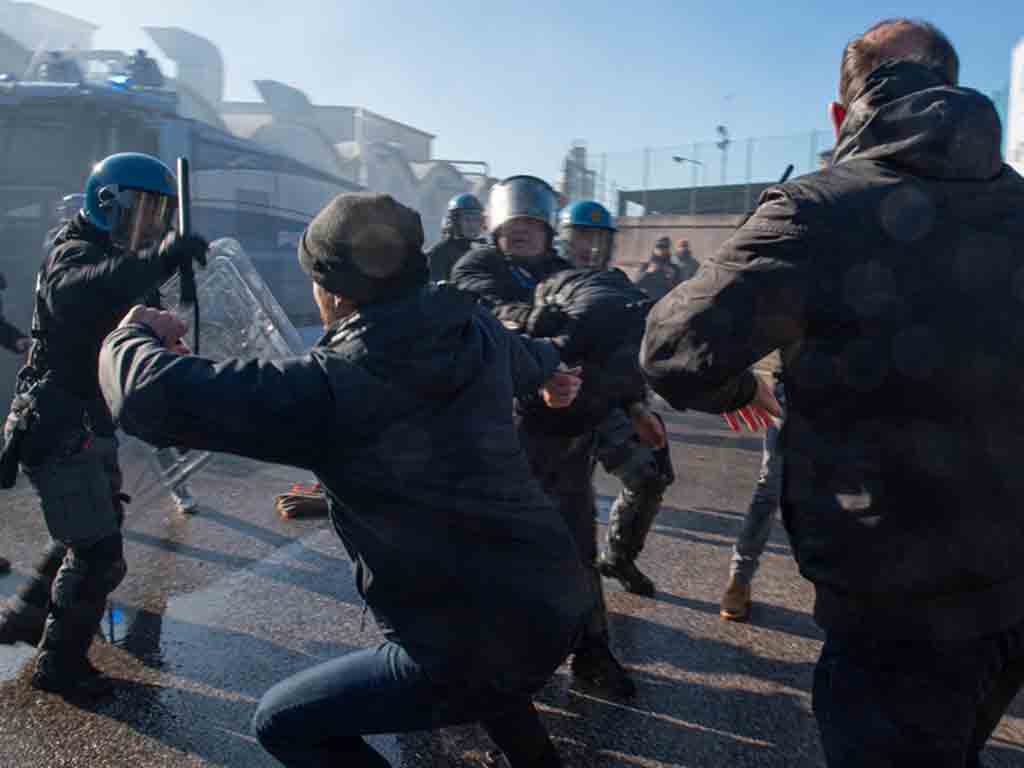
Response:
[598,490,657,597]
[597,554,655,597]
[0,541,66,646]
[570,642,636,699]
[31,599,113,698]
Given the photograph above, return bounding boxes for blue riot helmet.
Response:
[559,199,616,269]
[84,153,178,252]
[443,193,484,240]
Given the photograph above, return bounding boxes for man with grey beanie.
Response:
[97,192,590,767]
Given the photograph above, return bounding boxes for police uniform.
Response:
[1,153,206,694]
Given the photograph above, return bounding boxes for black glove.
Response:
[525,302,569,338]
[158,232,209,275]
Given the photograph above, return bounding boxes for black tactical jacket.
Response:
[450,245,573,333]
[426,237,475,282]
[32,213,168,435]
[452,246,647,434]
[641,61,1024,645]
[100,283,592,693]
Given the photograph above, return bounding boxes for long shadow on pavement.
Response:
[122,529,359,606]
[653,591,823,643]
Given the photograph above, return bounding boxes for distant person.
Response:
[0,273,30,358]
[674,239,699,282]
[426,193,484,282]
[125,49,165,88]
[0,273,31,577]
[634,237,681,301]
[642,18,1024,766]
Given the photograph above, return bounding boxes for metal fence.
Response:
[583,130,834,215]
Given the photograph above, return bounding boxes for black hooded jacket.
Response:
[100,283,592,692]
[641,61,1024,645]
[31,212,169,435]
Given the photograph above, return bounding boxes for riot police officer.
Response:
[426,193,484,282]
[1,153,208,695]
[452,178,636,699]
[558,200,674,596]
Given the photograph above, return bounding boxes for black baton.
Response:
[176,157,200,354]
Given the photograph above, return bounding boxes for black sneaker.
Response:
[0,557,10,575]
[597,553,656,597]
[570,645,636,699]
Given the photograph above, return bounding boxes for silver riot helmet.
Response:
[487,175,557,235]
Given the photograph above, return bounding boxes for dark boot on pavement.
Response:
[570,643,636,699]
[0,541,66,646]
[597,552,655,597]
[31,600,114,698]
[720,575,752,622]
[0,556,9,575]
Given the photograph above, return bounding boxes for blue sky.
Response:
[29,1,1022,183]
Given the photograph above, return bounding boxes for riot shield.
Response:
[127,238,306,509]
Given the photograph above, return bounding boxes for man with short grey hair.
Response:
[642,18,1024,767]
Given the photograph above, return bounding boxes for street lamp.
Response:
[672,155,704,188]
[716,125,731,185]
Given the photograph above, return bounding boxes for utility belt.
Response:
[1,366,90,488]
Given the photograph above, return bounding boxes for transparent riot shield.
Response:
[128,238,306,511]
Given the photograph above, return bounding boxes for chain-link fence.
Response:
[583,130,834,215]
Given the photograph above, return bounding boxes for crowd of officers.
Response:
[1,15,1024,768]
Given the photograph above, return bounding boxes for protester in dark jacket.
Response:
[641,19,1024,766]
[99,193,590,768]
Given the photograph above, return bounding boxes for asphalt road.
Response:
[0,408,1020,767]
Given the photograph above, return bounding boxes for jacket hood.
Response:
[832,61,1003,180]
[319,282,482,399]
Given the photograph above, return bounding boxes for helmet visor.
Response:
[488,177,556,233]
[562,227,613,269]
[454,210,483,240]
[110,188,177,251]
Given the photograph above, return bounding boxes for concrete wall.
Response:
[612,213,744,278]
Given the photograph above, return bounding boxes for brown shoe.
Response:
[720,576,752,622]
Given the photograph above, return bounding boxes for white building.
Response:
[1009,38,1024,173]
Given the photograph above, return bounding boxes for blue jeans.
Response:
[729,380,785,584]
[813,619,1024,767]
[252,641,554,767]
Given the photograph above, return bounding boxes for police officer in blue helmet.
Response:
[1,152,208,696]
[560,201,675,596]
[426,192,484,282]
[557,199,616,270]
